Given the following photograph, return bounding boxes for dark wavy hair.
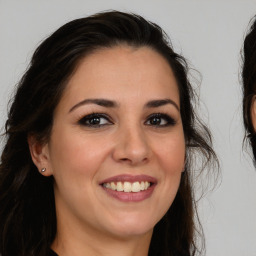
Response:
[242,15,256,160]
[0,11,218,256]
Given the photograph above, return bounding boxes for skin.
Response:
[251,97,256,129]
[29,45,185,256]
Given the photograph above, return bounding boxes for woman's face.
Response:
[41,46,185,239]
[251,97,256,130]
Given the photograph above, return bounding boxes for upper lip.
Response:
[100,174,157,184]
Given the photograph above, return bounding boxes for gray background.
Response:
[0,1,256,255]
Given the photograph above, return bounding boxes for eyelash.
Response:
[145,113,176,127]
[78,113,176,128]
[78,113,113,127]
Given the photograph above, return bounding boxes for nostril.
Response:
[119,157,133,164]
[120,157,129,161]
[119,156,148,164]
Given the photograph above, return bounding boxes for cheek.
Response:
[153,131,185,200]
[48,132,112,209]
[251,99,256,131]
[155,132,185,172]
[48,130,112,182]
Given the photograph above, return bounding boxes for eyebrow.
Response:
[145,99,179,111]
[69,99,118,112]
[69,98,179,113]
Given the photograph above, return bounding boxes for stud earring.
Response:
[41,168,46,172]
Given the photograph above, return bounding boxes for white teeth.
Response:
[131,181,140,192]
[116,182,123,191]
[123,182,132,192]
[141,181,145,190]
[104,183,111,189]
[103,181,152,192]
[110,182,116,190]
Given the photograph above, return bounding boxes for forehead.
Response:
[58,45,180,109]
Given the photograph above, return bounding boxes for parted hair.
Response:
[0,11,217,256]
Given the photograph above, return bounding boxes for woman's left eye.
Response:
[145,113,176,127]
[78,113,112,127]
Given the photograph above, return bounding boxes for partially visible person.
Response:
[0,11,218,256]
[242,15,256,160]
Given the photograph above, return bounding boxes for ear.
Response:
[28,135,53,177]
[251,96,256,131]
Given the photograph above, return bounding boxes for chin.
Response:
[104,213,157,238]
[110,225,153,239]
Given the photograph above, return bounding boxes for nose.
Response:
[112,124,151,166]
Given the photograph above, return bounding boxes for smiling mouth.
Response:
[102,181,152,193]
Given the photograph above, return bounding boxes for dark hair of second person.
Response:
[242,16,256,160]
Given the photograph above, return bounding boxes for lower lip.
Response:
[102,184,156,202]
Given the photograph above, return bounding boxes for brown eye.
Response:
[88,116,101,125]
[79,113,112,127]
[145,113,176,127]
[149,116,162,125]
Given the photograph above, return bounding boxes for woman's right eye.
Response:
[78,113,113,127]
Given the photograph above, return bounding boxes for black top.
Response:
[49,249,58,256]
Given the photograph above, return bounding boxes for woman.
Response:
[242,15,256,160]
[0,11,217,256]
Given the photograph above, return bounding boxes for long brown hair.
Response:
[0,11,218,256]
[242,15,256,160]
